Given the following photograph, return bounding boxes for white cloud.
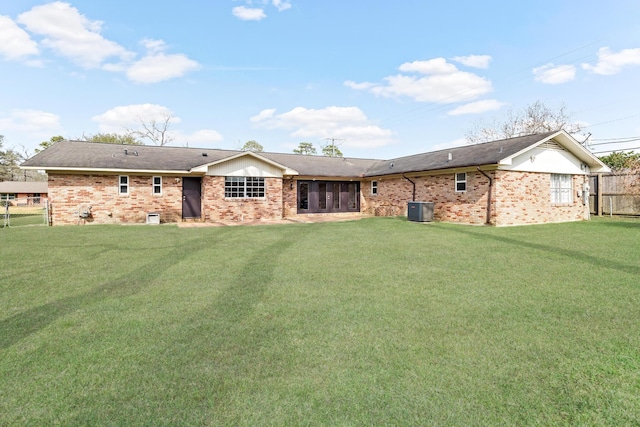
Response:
[126,39,200,84]
[348,57,492,103]
[582,46,640,75]
[344,80,375,90]
[0,109,62,135]
[176,129,224,144]
[399,58,458,74]
[233,1,292,20]
[447,99,506,116]
[532,63,576,84]
[273,0,292,11]
[250,109,277,122]
[251,106,396,148]
[452,55,492,69]
[0,15,40,61]
[232,6,267,21]
[17,2,133,69]
[93,104,221,146]
[13,3,199,83]
[92,104,180,133]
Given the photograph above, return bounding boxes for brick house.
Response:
[0,181,48,206]
[21,130,609,226]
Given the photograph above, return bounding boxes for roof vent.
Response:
[202,152,208,157]
[389,162,394,169]
[448,153,452,161]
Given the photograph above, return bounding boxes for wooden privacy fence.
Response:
[589,172,640,216]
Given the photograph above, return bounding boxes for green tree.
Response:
[241,140,263,152]
[293,142,317,155]
[322,142,343,157]
[35,135,65,153]
[599,151,640,171]
[83,132,142,145]
[0,135,26,181]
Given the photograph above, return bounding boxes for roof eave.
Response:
[20,166,197,175]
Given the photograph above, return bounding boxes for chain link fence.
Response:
[1,196,50,228]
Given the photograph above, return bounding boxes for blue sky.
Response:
[1,0,640,159]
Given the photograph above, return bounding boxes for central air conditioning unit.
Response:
[407,201,434,222]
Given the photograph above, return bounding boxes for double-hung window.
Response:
[371,181,378,195]
[550,174,572,204]
[119,176,129,195]
[455,172,467,192]
[225,177,265,198]
[152,176,162,195]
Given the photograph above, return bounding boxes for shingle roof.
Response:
[22,132,587,178]
[363,132,558,177]
[0,181,48,193]
[21,141,240,172]
[21,140,382,177]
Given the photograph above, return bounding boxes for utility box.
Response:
[146,212,161,225]
[407,202,434,222]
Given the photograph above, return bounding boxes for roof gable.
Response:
[190,151,298,176]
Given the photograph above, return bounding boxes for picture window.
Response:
[225,177,265,198]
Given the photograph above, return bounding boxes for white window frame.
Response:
[550,174,573,204]
[371,180,378,195]
[455,172,467,192]
[152,176,162,195]
[119,175,129,195]
[224,177,265,198]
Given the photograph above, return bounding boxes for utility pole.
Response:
[323,138,344,157]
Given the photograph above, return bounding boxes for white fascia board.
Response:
[498,130,611,173]
[20,166,196,175]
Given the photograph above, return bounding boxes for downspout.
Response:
[403,173,416,201]
[477,167,493,225]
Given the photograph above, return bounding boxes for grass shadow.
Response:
[0,231,227,350]
[447,225,640,277]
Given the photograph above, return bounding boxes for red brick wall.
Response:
[362,170,588,226]
[48,174,183,225]
[494,170,587,226]
[49,174,285,225]
[202,176,283,222]
[362,171,493,225]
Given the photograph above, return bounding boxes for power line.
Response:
[588,138,640,146]
[591,136,640,142]
[593,146,640,155]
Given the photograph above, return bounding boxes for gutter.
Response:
[476,167,493,225]
[402,173,416,201]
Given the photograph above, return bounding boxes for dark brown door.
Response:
[182,177,202,219]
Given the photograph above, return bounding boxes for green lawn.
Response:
[1,217,639,426]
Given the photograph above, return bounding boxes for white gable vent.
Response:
[542,140,565,151]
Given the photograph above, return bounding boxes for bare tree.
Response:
[127,114,174,146]
[466,101,583,144]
